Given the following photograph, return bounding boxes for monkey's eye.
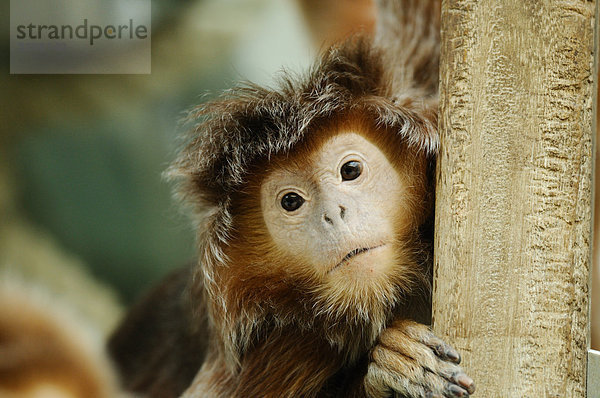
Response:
[281,192,305,212]
[341,160,362,181]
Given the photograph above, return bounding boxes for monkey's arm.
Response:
[347,320,475,398]
[108,266,208,398]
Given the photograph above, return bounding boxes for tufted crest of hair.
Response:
[165,37,438,369]
[167,37,437,210]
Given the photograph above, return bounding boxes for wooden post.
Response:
[432,1,596,397]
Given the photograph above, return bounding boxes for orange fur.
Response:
[0,282,121,398]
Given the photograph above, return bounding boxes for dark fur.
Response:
[108,267,208,397]
[109,1,443,397]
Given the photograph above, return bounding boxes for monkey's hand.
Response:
[363,320,475,398]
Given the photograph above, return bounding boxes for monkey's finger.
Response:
[379,325,460,377]
[365,362,414,397]
[378,327,442,371]
[370,346,466,398]
[420,334,461,364]
[430,341,461,364]
[366,361,441,398]
[444,383,469,398]
[392,321,461,364]
[451,373,475,395]
[425,373,472,398]
[368,361,471,398]
[371,344,425,379]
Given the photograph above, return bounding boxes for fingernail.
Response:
[466,381,476,394]
[447,348,461,362]
[449,385,466,397]
[457,374,473,388]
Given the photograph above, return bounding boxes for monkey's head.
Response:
[169,39,438,365]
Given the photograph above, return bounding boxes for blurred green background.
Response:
[1,0,317,307]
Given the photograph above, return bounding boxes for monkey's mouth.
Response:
[330,244,386,272]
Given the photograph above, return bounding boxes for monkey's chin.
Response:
[328,244,396,279]
[316,245,402,326]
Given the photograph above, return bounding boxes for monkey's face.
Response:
[260,130,416,300]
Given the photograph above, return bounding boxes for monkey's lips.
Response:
[330,244,387,272]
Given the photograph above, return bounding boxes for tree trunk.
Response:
[432,1,596,396]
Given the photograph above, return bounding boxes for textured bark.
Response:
[433,1,596,397]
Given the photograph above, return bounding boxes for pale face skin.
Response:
[261,132,407,287]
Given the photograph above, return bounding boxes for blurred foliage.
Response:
[1,0,314,302]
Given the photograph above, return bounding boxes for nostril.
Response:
[323,214,334,225]
[339,206,346,220]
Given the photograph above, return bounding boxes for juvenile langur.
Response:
[110,0,476,397]
[0,281,123,398]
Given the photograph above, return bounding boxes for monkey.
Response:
[108,0,476,397]
[0,278,125,398]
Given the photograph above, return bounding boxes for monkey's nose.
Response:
[323,205,347,226]
[339,205,346,220]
